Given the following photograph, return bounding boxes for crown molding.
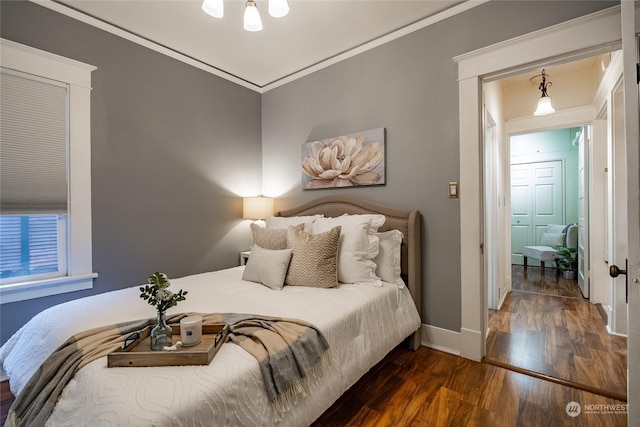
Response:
[30,0,487,94]
[29,0,262,92]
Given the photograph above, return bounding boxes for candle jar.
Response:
[180,316,203,347]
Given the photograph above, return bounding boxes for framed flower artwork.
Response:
[301,128,386,190]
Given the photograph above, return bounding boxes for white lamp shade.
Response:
[244,2,263,32]
[202,0,223,18]
[243,197,274,220]
[269,0,289,18]
[534,96,555,116]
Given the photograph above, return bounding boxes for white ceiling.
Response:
[55,0,469,91]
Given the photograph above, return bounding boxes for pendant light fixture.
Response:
[201,0,223,18]
[268,0,289,18]
[202,0,289,32]
[243,0,263,32]
[533,69,555,116]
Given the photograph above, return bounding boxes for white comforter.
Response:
[1,267,421,426]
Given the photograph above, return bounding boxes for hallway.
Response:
[485,265,627,400]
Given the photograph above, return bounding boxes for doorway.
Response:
[455,3,638,419]
[481,55,628,399]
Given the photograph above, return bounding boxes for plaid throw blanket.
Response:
[5,313,330,427]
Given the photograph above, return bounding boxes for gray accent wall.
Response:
[0,1,262,344]
[261,1,616,331]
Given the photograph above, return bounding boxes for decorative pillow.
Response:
[285,225,341,288]
[251,223,303,250]
[312,214,385,284]
[375,230,404,287]
[242,244,292,290]
[540,232,566,247]
[266,215,323,232]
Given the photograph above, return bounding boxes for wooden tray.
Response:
[107,323,228,367]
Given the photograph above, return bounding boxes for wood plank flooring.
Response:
[313,345,627,426]
[485,265,627,399]
[1,380,12,427]
[1,345,628,426]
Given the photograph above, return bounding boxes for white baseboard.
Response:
[460,328,483,361]
[421,323,461,355]
[497,289,508,310]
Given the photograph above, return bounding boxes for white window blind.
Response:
[0,69,69,214]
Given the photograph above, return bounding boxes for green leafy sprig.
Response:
[139,272,188,313]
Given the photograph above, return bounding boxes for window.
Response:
[0,215,66,282]
[0,39,97,303]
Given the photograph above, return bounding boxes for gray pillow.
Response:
[251,223,303,250]
[285,225,341,288]
[242,244,292,290]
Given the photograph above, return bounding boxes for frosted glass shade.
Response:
[269,0,289,18]
[243,197,274,220]
[534,96,555,116]
[201,0,223,18]
[244,1,263,32]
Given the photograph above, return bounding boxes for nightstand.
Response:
[240,250,251,266]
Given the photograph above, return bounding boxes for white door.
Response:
[609,82,628,335]
[620,3,639,422]
[511,164,531,264]
[578,127,589,298]
[511,160,564,265]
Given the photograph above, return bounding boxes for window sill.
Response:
[0,273,98,304]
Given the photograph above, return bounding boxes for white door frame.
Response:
[454,6,622,361]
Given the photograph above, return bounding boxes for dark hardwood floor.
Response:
[485,265,627,400]
[1,345,628,426]
[1,380,13,426]
[313,345,626,426]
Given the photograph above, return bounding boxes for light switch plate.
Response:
[448,182,459,199]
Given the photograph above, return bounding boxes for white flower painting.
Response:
[301,128,386,190]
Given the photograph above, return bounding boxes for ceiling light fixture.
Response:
[268,0,289,18]
[202,0,289,32]
[243,0,263,32]
[533,69,555,116]
[201,0,223,18]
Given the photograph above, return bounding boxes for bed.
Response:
[1,195,422,426]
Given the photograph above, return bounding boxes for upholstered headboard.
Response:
[277,195,422,349]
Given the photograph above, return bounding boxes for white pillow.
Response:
[266,215,323,232]
[312,214,385,284]
[241,244,292,290]
[375,230,404,288]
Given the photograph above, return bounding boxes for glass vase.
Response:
[150,309,172,351]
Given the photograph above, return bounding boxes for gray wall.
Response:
[261,1,616,331]
[0,1,262,344]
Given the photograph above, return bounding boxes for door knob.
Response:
[610,264,627,277]
[609,259,628,303]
